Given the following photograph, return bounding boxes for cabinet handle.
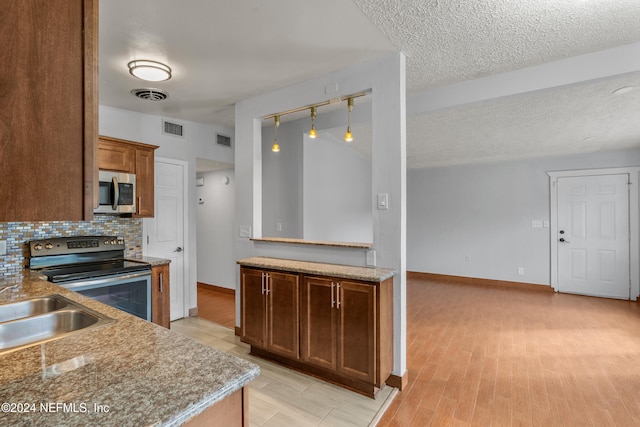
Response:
[265,273,270,295]
[331,282,335,308]
[336,282,341,309]
[159,272,163,293]
[261,273,265,295]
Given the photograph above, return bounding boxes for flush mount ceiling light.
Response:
[309,106,318,139]
[613,86,636,95]
[127,60,172,82]
[272,116,281,153]
[344,97,354,142]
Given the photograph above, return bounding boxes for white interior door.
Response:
[557,174,630,299]
[145,159,186,320]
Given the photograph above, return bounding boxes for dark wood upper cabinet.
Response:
[0,0,98,222]
[98,136,158,218]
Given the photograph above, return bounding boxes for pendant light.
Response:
[271,116,281,153]
[309,106,317,139]
[344,97,354,142]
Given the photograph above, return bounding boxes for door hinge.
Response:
[147,235,149,245]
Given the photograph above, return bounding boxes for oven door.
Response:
[62,271,151,321]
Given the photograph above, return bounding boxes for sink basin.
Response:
[0,295,69,323]
[0,295,115,354]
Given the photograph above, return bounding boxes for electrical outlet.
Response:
[0,240,6,256]
[366,250,376,267]
[239,226,251,238]
[517,267,525,275]
[276,222,282,232]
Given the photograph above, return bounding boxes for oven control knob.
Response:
[117,239,124,245]
[34,244,43,251]
[45,243,53,250]
[111,239,117,245]
[104,240,110,245]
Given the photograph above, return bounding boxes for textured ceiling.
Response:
[99,0,640,168]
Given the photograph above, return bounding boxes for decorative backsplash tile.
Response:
[0,216,142,276]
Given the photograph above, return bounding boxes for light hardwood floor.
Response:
[180,278,640,426]
[173,286,396,426]
[378,275,640,426]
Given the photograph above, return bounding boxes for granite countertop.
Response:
[0,271,259,427]
[127,255,171,267]
[237,257,396,282]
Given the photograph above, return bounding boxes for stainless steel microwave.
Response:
[95,170,136,214]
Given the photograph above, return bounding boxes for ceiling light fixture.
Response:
[309,106,318,139]
[344,97,354,142]
[272,116,281,153]
[612,86,636,95]
[128,60,172,82]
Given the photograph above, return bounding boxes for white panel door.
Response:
[557,174,629,299]
[145,160,185,320]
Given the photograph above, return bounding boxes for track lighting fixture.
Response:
[272,116,281,153]
[309,106,317,139]
[344,97,354,142]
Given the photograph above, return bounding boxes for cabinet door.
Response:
[301,276,337,371]
[0,0,97,221]
[151,264,171,328]
[337,281,376,383]
[265,272,299,359]
[240,268,266,347]
[134,147,155,217]
[98,139,134,172]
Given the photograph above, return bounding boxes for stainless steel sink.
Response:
[0,295,69,323]
[0,295,115,354]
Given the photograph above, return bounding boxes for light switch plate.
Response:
[377,193,389,210]
[0,240,6,256]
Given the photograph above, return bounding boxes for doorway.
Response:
[549,167,640,300]
[144,157,188,320]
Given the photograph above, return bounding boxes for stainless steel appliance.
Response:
[29,236,152,321]
[95,170,136,215]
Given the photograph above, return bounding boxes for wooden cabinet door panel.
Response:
[338,281,376,383]
[98,139,134,172]
[134,147,155,217]
[301,276,337,371]
[241,269,266,347]
[0,0,96,221]
[266,272,299,359]
[151,264,170,328]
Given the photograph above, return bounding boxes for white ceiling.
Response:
[99,0,640,168]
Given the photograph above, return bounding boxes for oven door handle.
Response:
[61,270,151,289]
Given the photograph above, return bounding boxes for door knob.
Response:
[559,230,565,234]
[174,247,183,253]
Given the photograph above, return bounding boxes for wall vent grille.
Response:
[163,120,184,137]
[216,133,232,148]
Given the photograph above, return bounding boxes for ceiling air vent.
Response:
[130,88,169,101]
[162,119,184,137]
[216,133,232,148]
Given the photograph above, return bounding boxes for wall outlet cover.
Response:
[366,250,376,266]
[239,226,251,238]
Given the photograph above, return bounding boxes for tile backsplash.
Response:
[0,216,142,276]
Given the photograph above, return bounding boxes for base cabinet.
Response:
[240,265,393,397]
[301,277,376,385]
[240,268,299,359]
[152,263,170,329]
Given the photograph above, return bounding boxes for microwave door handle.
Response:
[112,177,119,210]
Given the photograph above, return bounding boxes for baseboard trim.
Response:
[407,271,553,293]
[386,371,408,391]
[197,282,236,295]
